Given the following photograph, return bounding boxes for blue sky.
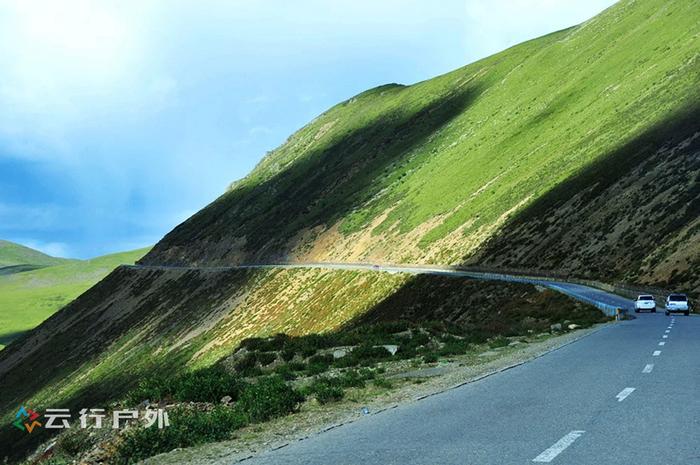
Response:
[0,0,616,259]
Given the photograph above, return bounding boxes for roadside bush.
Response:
[422,353,438,364]
[334,344,392,368]
[315,384,345,404]
[488,336,510,349]
[257,352,277,366]
[172,366,245,402]
[438,338,470,356]
[236,375,305,423]
[273,364,297,381]
[114,405,246,464]
[234,353,259,375]
[337,369,367,388]
[287,361,307,372]
[306,353,334,375]
[55,428,96,456]
[125,366,245,404]
[281,348,296,361]
[373,378,393,389]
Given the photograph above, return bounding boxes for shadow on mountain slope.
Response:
[464,103,700,293]
[140,86,480,266]
[347,104,700,329]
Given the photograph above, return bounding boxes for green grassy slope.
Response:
[0,240,72,268]
[0,248,149,350]
[1,1,699,460]
[142,0,699,293]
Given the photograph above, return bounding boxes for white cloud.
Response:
[13,238,71,258]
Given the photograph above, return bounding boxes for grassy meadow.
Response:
[0,248,149,350]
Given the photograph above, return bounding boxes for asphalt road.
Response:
[127,262,634,314]
[243,311,699,465]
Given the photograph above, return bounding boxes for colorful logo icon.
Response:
[13,406,42,433]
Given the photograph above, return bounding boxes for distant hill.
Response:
[0,247,150,350]
[0,240,72,268]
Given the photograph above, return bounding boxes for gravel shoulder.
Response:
[143,323,610,465]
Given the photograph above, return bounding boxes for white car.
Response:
[634,295,656,313]
[665,294,690,316]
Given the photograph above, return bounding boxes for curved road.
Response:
[243,311,699,465]
[126,262,696,464]
[127,262,634,315]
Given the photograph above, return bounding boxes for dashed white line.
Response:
[616,387,636,402]
[662,335,668,339]
[642,364,654,374]
[533,431,586,462]
[653,350,661,356]
[665,330,670,333]
[659,341,666,346]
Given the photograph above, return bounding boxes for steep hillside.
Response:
[1,0,698,461]
[0,248,149,350]
[0,240,72,268]
[0,267,600,462]
[141,0,699,294]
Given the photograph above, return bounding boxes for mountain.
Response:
[0,0,698,461]
[0,240,72,269]
[141,0,699,293]
[0,248,150,350]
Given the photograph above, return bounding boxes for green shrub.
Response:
[438,338,470,356]
[373,378,393,389]
[306,353,334,375]
[281,348,296,361]
[337,370,367,388]
[233,354,263,377]
[172,367,245,403]
[257,352,277,366]
[287,361,307,372]
[423,353,438,364]
[334,344,392,368]
[314,384,345,404]
[273,364,297,380]
[236,376,304,423]
[114,406,246,464]
[125,366,245,404]
[488,336,510,349]
[55,428,96,456]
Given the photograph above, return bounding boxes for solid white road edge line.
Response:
[653,350,661,356]
[616,387,635,402]
[642,364,654,374]
[532,431,586,463]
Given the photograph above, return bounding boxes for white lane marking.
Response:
[642,364,654,373]
[659,341,666,346]
[653,350,661,356]
[665,330,670,333]
[533,431,586,462]
[662,335,668,339]
[616,388,636,402]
